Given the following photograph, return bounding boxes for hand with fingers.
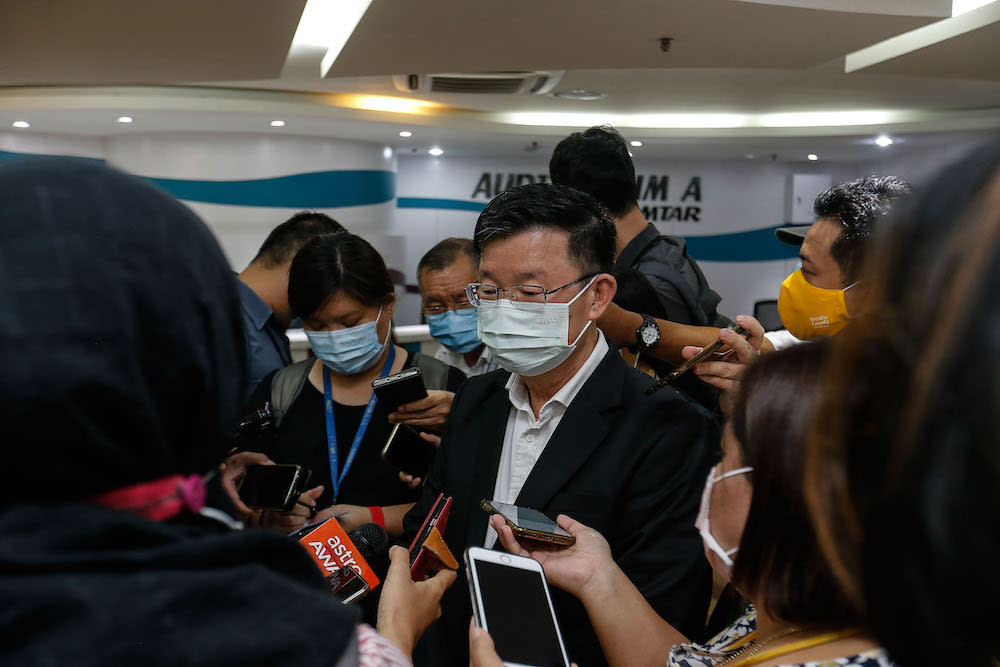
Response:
[259,484,325,533]
[490,514,615,601]
[388,390,455,433]
[376,545,457,659]
[682,314,766,415]
[218,451,273,519]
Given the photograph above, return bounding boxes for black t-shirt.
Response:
[246,351,465,509]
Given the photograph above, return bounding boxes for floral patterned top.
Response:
[668,607,895,667]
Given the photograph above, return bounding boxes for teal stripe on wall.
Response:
[0,150,105,166]
[393,197,797,263]
[397,197,486,212]
[147,170,395,208]
[686,226,800,262]
[1,151,394,208]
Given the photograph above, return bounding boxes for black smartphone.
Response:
[466,547,571,667]
[237,464,310,512]
[371,367,428,413]
[381,423,437,478]
[480,499,576,546]
[645,323,750,395]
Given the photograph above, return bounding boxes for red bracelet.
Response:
[368,505,385,529]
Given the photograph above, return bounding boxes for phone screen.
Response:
[474,560,567,667]
[238,465,301,510]
[489,501,573,539]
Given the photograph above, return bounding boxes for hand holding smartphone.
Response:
[466,547,571,667]
[481,500,575,546]
[372,367,428,413]
[644,323,750,395]
[237,464,311,512]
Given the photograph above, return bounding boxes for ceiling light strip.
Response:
[844,1,1000,73]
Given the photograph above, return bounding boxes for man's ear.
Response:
[385,292,397,318]
[587,274,617,321]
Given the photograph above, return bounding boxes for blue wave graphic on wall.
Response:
[148,170,395,208]
[1,151,394,208]
[397,197,486,212]
[394,196,799,263]
[0,150,106,166]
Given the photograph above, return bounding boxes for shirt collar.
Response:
[505,329,608,416]
[613,223,660,272]
[235,276,275,331]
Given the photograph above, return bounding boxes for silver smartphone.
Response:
[465,546,571,667]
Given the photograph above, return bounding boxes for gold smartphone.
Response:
[481,499,576,546]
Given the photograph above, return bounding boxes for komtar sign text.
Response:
[471,172,703,222]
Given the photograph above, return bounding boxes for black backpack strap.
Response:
[269,358,314,430]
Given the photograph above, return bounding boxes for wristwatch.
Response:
[635,314,660,350]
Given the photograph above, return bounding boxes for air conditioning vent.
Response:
[431,76,525,94]
[393,71,563,96]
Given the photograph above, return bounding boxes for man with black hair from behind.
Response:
[236,211,345,400]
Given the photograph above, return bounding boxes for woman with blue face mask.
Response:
[477,340,898,667]
[242,233,465,551]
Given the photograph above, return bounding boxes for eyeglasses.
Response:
[421,299,475,316]
[465,274,597,307]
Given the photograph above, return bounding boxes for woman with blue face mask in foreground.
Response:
[475,340,897,667]
[244,233,465,541]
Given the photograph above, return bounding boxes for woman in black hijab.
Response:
[0,158,451,666]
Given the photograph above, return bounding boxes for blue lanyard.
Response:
[323,345,396,503]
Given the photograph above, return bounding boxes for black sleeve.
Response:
[399,372,470,545]
[444,366,466,393]
[614,397,718,641]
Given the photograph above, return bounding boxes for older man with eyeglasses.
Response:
[417,237,500,378]
[402,183,718,667]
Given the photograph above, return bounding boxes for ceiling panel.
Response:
[0,0,306,84]
[327,0,937,77]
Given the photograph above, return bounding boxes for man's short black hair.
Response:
[473,183,617,275]
[549,125,639,218]
[417,238,478,288]
[814,176,910,283]
[251,211,345,268]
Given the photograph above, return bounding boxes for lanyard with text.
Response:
[323,344,396,503]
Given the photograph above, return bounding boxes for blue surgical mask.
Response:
[426,308,481,353]
[478,277,596,377]
[305,307,389,375]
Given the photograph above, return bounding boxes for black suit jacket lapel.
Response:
[465,372,512,548]
[515,347,625,510]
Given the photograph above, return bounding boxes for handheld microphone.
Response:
[296,519,389,603]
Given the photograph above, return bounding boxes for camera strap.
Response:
[323,345,396,502]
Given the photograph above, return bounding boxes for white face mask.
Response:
[694,464,753,581]
[477,276,597,377]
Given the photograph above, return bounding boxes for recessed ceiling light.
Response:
[630,140,643,147]
[12,120,29,128]
[551,89,606,101]
[270,120,286,127]
[745,153,756,159]
[875,134,893,147]
[116,116,133,124]
[399,130,412,137]
[807,154,819,161]
[428,147,444,157]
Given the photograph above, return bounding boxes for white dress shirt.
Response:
[484,329,609,547]
[433,344,499,377]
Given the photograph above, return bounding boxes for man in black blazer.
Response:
[402,183,717,667]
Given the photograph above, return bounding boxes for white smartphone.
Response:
[465,546,571,667]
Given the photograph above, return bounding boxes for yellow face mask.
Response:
[777,269,855,340]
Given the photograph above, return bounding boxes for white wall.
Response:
[4,130,990,325]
